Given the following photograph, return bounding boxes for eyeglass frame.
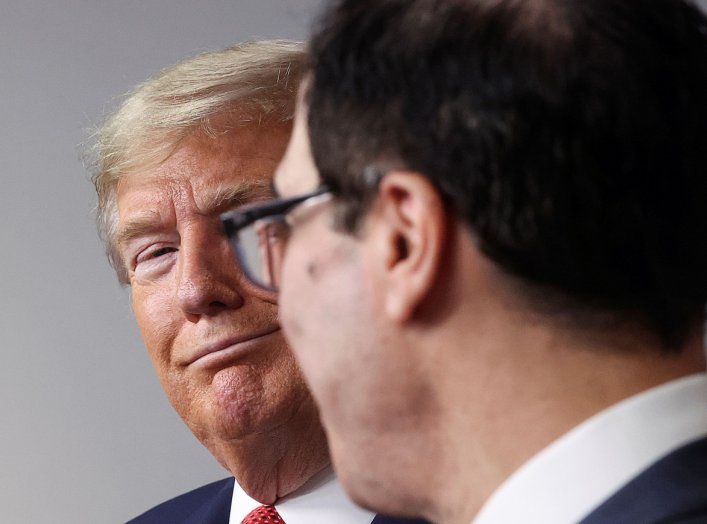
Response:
[220,185,332,291]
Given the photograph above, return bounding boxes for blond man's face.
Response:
[115,122,314,455]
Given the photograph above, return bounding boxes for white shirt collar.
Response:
[474,373,707,524]
[229,466,375,524]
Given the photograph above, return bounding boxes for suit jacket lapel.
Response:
[183,477,233,524]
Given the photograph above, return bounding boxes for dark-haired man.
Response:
[221,1,707,522]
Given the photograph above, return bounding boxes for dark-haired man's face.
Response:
[274,99,426,511]
[274,102,363,414]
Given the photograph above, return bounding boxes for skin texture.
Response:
[275,99,445,518]
[276,98,707,524]
[116,119,329,503]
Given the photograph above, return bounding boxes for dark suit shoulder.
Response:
[580,437,707,524]
[372,515,431,524]
[126,477,234,524]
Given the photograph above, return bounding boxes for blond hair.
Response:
[89,40,305,284]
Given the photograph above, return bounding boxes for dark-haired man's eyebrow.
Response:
[269,177,282,199]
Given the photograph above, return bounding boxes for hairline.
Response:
[89,40,305,284]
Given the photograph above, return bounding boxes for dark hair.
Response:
[306,0,707,350]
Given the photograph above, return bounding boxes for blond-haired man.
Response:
[91,40,426,524]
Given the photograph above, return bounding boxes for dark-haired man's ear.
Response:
[366,171,448,323]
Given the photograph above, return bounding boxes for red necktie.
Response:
[241,504,286,524]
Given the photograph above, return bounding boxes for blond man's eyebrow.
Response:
[116,211,165,249]
[199,178,273,215]
[115,179,274,249]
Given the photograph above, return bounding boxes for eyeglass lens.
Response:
[232,218,290,291]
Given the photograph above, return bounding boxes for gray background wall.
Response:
[0,2,321,522]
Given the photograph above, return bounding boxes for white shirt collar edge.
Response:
[473,373,707,524]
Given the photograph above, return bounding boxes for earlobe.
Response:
[372,171,448,323]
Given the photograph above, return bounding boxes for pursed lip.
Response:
[186,325,281,366]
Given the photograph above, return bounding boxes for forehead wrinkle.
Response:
[115,173,182,249]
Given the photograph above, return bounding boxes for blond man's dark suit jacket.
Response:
[127,478,430,524]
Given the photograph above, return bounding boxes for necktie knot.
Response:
[241,504,286,524]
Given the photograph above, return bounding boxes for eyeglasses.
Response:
[220,187,332,291]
